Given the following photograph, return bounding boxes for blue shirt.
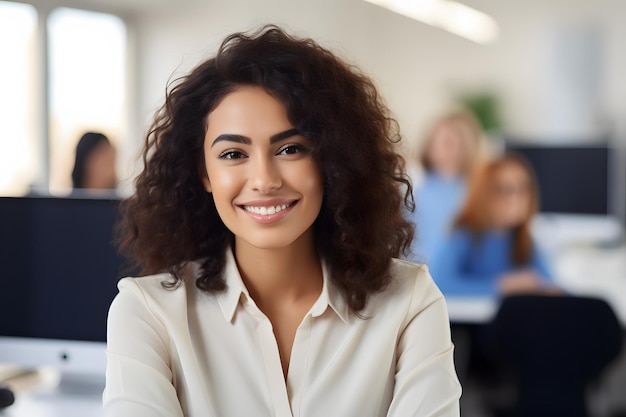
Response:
[408,173,466,264]
[429,228,553,297]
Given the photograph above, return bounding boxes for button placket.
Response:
[246,301,294,417]
[285,314,312,417]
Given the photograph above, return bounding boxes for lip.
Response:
[237,199,298,225]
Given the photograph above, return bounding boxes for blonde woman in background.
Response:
[407,111,483,265]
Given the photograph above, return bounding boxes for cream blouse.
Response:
[103,250,461,416]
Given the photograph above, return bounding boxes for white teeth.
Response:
[244,204,290,215]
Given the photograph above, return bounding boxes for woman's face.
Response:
[425,122,475,178]
[488,163,533,229]
[84,142,117,189]
[202,86,324,251]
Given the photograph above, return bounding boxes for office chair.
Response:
[485,295,623,417]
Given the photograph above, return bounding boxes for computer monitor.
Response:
[505,141,623,245]
[505,142,610,215]
[0,196,128,377]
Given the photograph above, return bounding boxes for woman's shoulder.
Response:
[444,227,474,246]
[368,258,445,316]
[116,261,203,294]
[112,269,194,319]
[389,258,440,290]
[117,272,182,296]
[449,226,470,236]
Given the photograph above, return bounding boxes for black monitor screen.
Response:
[0,197,128,342]
[505,143,609,215]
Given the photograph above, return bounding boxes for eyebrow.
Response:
[210,128,300,148]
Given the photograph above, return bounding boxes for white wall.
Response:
[134,0,494,150]
[133,0,374,142]
[132,0,626,149]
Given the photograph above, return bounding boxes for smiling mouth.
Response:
[240,201,297,216]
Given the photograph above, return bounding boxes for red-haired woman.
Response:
[103,26,460,416]
[430,153,558,297]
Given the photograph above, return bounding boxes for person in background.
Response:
[430,153,558,297]
[104,26,460,416]
[71,132,117,190]
[407,110,483,264]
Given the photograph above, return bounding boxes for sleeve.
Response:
[429,231,498,296]
[103,279,185,417]
[386,271,462,416]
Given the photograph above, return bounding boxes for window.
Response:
[0,1,38,195]
[0,3,128,195]
[48,8,127,192]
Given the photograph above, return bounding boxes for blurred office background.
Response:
[1,0,626,200]
[1,0,625,416]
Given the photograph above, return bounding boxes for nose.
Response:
[249,155,282,194]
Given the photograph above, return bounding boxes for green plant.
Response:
[458,92,501,134]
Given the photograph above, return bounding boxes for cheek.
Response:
[292,162,323,198]
[500,198,529,222]
[86,157,104,175]
[206,168,241,199]
[519,197,532,216]
[303,169,323,193]
[429,141,446,157]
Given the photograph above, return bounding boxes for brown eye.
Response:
[277,144,308,156]
[218,150,246,160]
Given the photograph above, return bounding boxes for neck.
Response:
[233,228,323,307]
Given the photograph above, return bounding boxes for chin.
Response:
[238,234,303,251]
[504,220,525,229]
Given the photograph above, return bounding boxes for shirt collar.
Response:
[216,248,351,324]
[309,259,351,324]
[216,248,250,323]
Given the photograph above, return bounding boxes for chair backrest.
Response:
[487,295,623,417]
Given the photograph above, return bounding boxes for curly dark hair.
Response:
[118,25,414,313]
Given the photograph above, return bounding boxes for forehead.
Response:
[494,162,529,182]
[206,86,291,135]
[432,123,472,144]
[89,141,115,155]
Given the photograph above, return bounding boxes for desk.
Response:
[3,391,103,417]
[445,244,626,326]
[553,244,626,325]
[1,372,104,417]
[445,296,498,324]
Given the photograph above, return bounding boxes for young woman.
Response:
[104,26,461,416]
[430,153,557,297]
[407,111,483,264]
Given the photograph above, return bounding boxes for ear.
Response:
[202,175,212,193]
[197,155,212,193]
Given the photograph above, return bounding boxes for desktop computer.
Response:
[505,141,624,247]
[0,196,129,379]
